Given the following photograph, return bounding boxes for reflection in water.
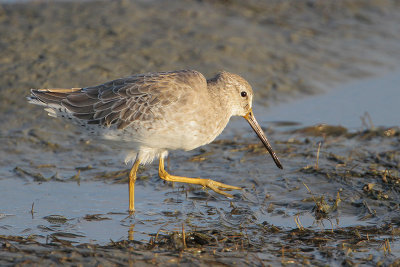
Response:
[129,224,135,241]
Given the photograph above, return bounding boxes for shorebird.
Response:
[28,70,283,213]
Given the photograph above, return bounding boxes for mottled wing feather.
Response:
[66,93,98,106]
[62,101,94,114]
[30,70,207,130]
[32,91,70,103]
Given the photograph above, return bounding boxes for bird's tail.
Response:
[27,88,82,117]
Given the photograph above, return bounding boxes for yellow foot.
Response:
[158,157,241,198]
[197,178,242,198]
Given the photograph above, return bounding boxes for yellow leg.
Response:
[158,157,241,197]
[129,159,140,213]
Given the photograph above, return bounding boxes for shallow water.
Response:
[259,69,400,130]
[0,178,377,246]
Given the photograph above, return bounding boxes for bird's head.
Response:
[216,71,283,169]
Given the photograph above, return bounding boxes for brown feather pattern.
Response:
[30,70,203,130]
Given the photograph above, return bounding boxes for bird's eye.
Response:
[241,91,247,97]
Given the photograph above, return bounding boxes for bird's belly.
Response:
[103,116,228,151]
[143,120,223,151]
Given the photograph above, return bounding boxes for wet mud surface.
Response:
[1,0,400,266]
[2,125,400,265]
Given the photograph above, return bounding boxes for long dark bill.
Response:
[244,110,283,169]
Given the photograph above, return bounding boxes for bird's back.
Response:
[28,70,206,129]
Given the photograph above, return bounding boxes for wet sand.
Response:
[1,0,400,265]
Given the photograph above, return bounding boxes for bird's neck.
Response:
[207,79,233,117]
[206,79,234,139]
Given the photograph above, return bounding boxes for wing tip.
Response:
[31,88,82,93]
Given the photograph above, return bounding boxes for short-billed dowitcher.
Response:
[28,70,282,212]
